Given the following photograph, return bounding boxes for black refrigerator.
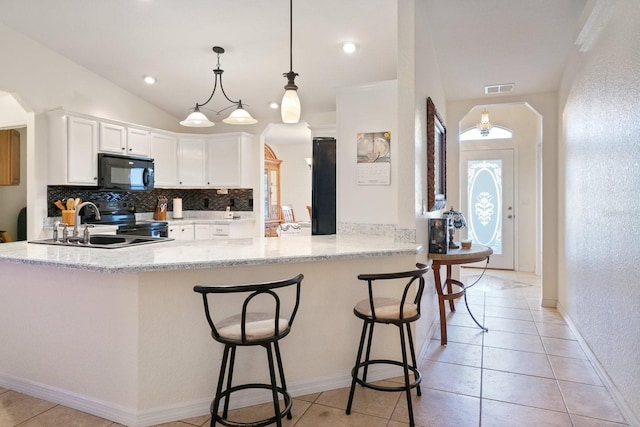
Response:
[311,137,336,235]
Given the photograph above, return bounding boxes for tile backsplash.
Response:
[47,186,253,217]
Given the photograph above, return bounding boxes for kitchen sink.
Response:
[29,234,174,249]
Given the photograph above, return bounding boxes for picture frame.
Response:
[428,218,448,254]
[427,97,447,211]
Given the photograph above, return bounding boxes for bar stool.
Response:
[346,263,429,427]
[194,274,303,427]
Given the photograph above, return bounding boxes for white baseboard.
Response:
[556,302,640,427]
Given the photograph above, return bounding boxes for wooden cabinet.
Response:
[264,144,282,237]
[178,137,207,187]
[151,132,179,187]
[0,129,20,186]
[48,111,99,185]
[206,132,253,187]
[99,122,150,157]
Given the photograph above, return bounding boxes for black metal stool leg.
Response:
[265,343,283,427]
[273,341,292,420]
[399,326,416,427]
[221,345,237,419]
[346,320,369,414]
[362,322,375,382]
[405,323,421,396]
[211,345,231,427]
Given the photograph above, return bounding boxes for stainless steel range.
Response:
[83,200,169,237]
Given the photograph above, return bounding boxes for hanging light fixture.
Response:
[281,0,301,123]
[180,46,257,127]
[476,109,493,136]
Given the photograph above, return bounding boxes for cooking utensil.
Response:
[74,198,81,209]
[54,200,65,210]
[66,199,74,210]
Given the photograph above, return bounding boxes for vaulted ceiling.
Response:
[0,0,586,127]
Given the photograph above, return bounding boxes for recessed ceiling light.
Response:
[341,41,359,54]
[143,75,156,85]
[269,102,279,109]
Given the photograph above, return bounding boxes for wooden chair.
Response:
[280,205,295,224]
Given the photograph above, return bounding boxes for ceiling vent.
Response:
[484,83,514,95]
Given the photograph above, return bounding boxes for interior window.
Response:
[460,126,513,141]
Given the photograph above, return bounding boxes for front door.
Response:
[460,149,515,269]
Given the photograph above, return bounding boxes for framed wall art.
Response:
[427,97,446,210]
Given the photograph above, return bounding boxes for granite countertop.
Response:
[0,235,422,273]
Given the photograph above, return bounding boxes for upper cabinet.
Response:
[48,111,99,185]
[0,129,20,186]
[99,122,151,157]
[178,137,207,187]
[151,132,178,187]
[206,132,253,188]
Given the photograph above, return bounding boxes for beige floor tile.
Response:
[559,381,627,424]
[220,398,311,427]
[293,392,321,403]
[444,311,485,329]
[392,388,480,427]
[17,405,112,427]
[483,316,538,335]
[485,306,533,321]
[570,414,629,426]
[530,309,566,324]
[422,339,483,368]
[549,356,602,385]
[481,399,572,427]
[432,324,485,346]
[418,360,481,397]
[483,347,554,378]
[316,382,399,419]
[484,296,529,309]
[535,322,576,339]
[542,337,587,359]
[482,370,566,412]
[173,413,209,426]
[296,404,388,427]
[483,329,545,353]
[0,391,57,427]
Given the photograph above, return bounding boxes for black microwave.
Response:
[98,153,155,191]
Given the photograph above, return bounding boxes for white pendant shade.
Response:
[281,89,301,123]
[180,110,215,127]
[223,106,258,125]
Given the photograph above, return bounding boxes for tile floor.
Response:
[0,269,629,427]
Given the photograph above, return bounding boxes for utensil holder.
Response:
[61,210,75,226]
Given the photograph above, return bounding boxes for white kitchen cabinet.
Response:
[150,132,179,187]
[194,224,211,240]
[206,132,254,188]
[99,122,126,154]
[178,137,207,187]
[48,110,99,185]
[168,224,195,240]
[127,127,151,157]
[99,123,150,157]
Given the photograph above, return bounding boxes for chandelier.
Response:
[476,109,492,136]
[180,46,257,127]
[281,0,301,123]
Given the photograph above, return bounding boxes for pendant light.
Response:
[476,109,492,136]
[180,46,257,127]
[281,0,301,123]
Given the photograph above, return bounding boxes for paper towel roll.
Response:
[173,198,183,219]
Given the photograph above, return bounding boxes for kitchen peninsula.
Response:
[0,235,421,427]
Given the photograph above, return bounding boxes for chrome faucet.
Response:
[73,202,101,239]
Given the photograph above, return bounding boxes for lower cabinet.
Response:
[168,224,195,241]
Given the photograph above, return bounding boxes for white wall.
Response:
[558,0,640,422]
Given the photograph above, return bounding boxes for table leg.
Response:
[432,262,449,346]
[446,264,455,312]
